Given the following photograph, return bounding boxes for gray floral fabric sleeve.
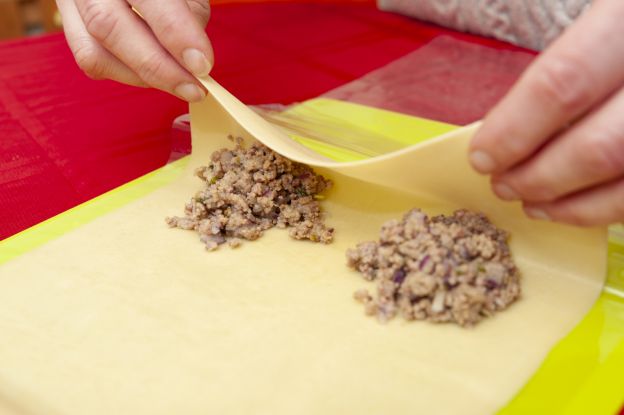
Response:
[377,0,591,50]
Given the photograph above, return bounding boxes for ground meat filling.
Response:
[166,137,334,250]
[347,209,520,327]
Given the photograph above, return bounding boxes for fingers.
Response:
[75,0,205,102]
[492,85,624,203]
[56,0,146,87]
[128,0,213,78]
[469,0,624,175]
[523,178,624,227]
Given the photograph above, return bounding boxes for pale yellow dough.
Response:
[0,79,606,415]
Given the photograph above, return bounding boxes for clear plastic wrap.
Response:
[247,36,533,159]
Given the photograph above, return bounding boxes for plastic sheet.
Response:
[324,35,534,125]
[247,35,533,160]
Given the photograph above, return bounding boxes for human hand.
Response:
[56,0,213,102]
[469,0,624,226]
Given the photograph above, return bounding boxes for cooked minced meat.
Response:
[166,136,334,250]
[347,209,520,327]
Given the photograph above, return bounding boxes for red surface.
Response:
[0,2,531,240]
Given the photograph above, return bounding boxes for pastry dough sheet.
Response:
[0,84,606,415]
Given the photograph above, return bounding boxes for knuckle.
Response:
[73,41,105,79]
[187,0,211,25]
[83,0,118,42]
[512,171,556,202]
[532,55,592,115]
[152,13,179,39]
[516,179,548,201]
[581,131,624,176]
[495,134,530,163]
[136,53,166,83]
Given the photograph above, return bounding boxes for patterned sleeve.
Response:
[377,0,592,50]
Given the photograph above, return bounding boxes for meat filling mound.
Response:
[166,137,334,250]
[347,209,520,327]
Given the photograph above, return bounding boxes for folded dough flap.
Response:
[198,77,607,288]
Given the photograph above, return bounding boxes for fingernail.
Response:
[175,83,206,102]
[524,207,551,221]
[493,183,519,201]
[469,150,496,173]
[182,48,212,77]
